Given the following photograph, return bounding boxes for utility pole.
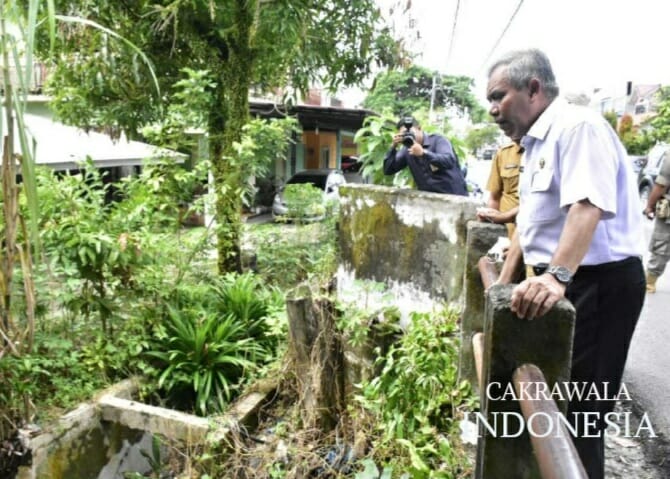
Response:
[429,71,438,123]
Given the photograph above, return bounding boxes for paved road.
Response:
[624,218,670,437]
[465,158,492,203]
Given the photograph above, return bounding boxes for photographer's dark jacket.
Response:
[383,133,468,195]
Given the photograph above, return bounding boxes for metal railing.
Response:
[473,256,587,479]
[513,364,587,479]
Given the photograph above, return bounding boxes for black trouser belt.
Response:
[529,256,641,277]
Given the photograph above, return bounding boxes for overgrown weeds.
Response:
[353,308,477,478]
[199,303,476,479]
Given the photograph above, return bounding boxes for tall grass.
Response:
[0,0,53,441]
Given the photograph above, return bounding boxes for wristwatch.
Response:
[546,265,573,285]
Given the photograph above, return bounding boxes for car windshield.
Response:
[286,174,329,190]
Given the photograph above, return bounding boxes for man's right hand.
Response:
[392,134,404,148]
[644,206,655,220]
[511,274,566,320]
[476,207,498,222]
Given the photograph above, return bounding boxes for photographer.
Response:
[383,116,468,195]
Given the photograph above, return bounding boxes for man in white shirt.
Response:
[487,49,645,479]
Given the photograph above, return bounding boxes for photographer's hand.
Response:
[408,142,424,156]
[392,134,403,149]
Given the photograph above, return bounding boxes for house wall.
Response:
[302,131,337,169]
[340,131,358,159]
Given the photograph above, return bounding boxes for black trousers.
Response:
[564,256,646,479]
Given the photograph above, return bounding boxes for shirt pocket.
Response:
[650,228,670,255]
[530,168,553,192]
[500,163,520,196]
[527,168,561,222]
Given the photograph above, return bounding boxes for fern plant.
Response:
[213,273,268,335]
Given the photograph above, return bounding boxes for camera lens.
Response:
[402,132,415,148]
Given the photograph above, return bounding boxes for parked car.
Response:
[638,143,669,206]
[480,148,496,161]
[272,168,346,221]
[341,155,362,173]
[629,155,647,174]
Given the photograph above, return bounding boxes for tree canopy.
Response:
[31,0,404,272]
[464,124,500,155]
[362,64,486,122]
[650,86,670,143]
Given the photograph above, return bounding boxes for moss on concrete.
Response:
[339,186,477,304]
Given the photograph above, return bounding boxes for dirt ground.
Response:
[604,401,669,478]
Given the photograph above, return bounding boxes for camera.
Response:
[401,117,415,148]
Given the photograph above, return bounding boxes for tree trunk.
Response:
[209,1,255,274]
[286,285,345,432]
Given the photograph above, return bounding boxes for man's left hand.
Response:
[408,143,424,156]
[510,273,566,320]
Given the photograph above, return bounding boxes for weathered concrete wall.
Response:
[17,381,152,479]
[18,379,276,479]
[337,184,479,312]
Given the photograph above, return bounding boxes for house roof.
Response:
[7,112,186,171]
[632,84,661,100]
[249,100,376,132]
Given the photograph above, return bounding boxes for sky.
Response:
[343,0,670,107]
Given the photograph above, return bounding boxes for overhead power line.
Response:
[445,0,462,69]
[479,0,525,72]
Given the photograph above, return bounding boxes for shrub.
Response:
[146,272,285,415]
[355,308,476,478]
[281,183,327,222]
[149,306,262,415]
[249,220,339,290]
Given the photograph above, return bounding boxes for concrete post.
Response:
[286,285,344,432]
[475,284,576,479]
[337,184,478,307]
[458,221,505,388]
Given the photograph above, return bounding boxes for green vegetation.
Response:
[279,183,330,222]
[1,0,50,450]
[650,86,670,143]
[464,124,500,156]
[29,0,404,274]
[354,113,406,187]
[147,273,281,415]
[618,113,654,155]
[1,151,338,421]
[355,309,476,478]
[249,219,340,290]
[363,65,486,123]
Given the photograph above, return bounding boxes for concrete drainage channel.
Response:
[16,378,277,479]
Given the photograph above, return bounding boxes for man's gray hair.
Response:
[488,49,559,100]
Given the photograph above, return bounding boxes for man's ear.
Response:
[528,78,540,97]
